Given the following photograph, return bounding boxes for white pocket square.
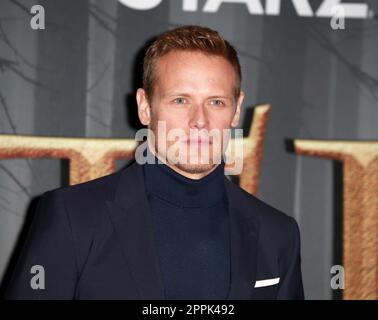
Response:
[254,277,280,288]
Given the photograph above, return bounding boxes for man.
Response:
[5,25,304,300]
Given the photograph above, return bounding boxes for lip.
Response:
[185,139,212,145]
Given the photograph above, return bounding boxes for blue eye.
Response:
[211,99,224,106]
[174,97,187,104]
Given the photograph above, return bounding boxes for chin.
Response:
[174,162,217,175]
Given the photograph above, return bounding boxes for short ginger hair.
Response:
[142,25,242,102]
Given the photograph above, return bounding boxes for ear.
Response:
[231,90,244,128]
[136,88,151,126]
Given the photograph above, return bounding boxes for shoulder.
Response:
[37,164,132,231]
[225,177,300,242]
[46,168,122,202]
[32,166,134,267]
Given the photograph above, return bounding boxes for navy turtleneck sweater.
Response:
[142,149,231,300]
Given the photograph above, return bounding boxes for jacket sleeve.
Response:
[4,190,78,299]
[276,217,305,300]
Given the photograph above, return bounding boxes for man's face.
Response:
[137,50,244,179]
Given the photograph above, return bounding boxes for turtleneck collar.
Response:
[142,146,227,208]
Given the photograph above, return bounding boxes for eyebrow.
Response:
[165,93,234,100]
[165,93,191,98]
[207,95,233,101]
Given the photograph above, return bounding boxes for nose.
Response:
[188,103,208,129]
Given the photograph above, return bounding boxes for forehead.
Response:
[153,50,236,95]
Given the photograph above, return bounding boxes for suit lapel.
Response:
[106,161,165,299]
[225,177,260,300]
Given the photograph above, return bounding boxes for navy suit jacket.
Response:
[5,161,304,300]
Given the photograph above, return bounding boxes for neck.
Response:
[143,145,226,208]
